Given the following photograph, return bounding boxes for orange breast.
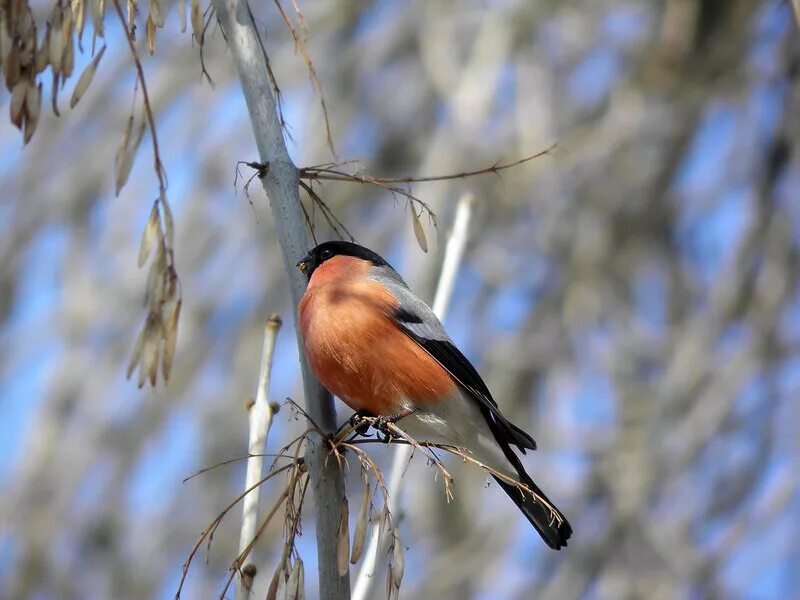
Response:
[298,262,455,416]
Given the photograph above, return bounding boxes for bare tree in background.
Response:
[1,1,799,599]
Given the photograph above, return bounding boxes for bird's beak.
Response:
[296,253,312,275]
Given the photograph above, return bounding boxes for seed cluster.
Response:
[1,0,199,387]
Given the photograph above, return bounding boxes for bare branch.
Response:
[236,315,282,600]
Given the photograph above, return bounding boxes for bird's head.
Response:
[296,241,389,279]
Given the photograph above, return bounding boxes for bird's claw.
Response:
[348,410,373,436]
[347,411,401,443]
[373,416,401,443]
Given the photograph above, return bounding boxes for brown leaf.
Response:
[411,205,428,252]
[70,44,105,109]
[336,497,350,577]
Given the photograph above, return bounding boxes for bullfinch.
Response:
[297,241,572,549]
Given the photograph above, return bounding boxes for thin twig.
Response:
[299,144,556,185]
[352,192,475,600]
[175,462,297,599]
[111,0,166,194]
[298,180,357,242]
[183,452,295,483]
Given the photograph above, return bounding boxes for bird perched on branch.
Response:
[297,241,572,549]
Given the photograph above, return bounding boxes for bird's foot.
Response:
[348,410,374,436]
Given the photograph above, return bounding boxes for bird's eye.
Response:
[320,248,333,260]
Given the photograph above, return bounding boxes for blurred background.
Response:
[1,0,799,598]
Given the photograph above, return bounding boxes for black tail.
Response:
[492,474,572,550]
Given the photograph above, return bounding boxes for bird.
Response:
[296,240,572,549]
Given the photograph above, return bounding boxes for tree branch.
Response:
[236,315,281,600]
[211,2,349,598]
[352,192,475,600]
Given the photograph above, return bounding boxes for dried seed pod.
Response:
[160,193,174,246]
[0,11,9,64]
[150,0,164,28]
[74,0,86,45]
[145,239,166,310]
[10,80,27,129]
[127,0,136,34]
[115,117,145,195]
[411,205,428,252]
[23,82,41,144]
[266,563,283,600]
[391,528,404,588]
[141,313,163,388]
[336,497,350,577]
[138,200,160,266]
[162,299,180,381]
[295,558,304,600]
[386,563,394,600]
[350,479,370,564]
[62,27,74,78]
[51,70,60,116]
[273,565,287,600]
[49,7,63,74]
[92,0,105,38]
[126,325,145,380]
[20,22,36,68]
[136,313,160,388]
[5,39,21,87]
[145,13,155,55]
[26,81,41,125]
[190,0,203,44]
[70,44,104,108]
[286,558,302,600]
[36,29,50,73]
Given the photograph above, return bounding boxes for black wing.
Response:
[397,320,537,453]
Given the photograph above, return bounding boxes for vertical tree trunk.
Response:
[211,2,350,598]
